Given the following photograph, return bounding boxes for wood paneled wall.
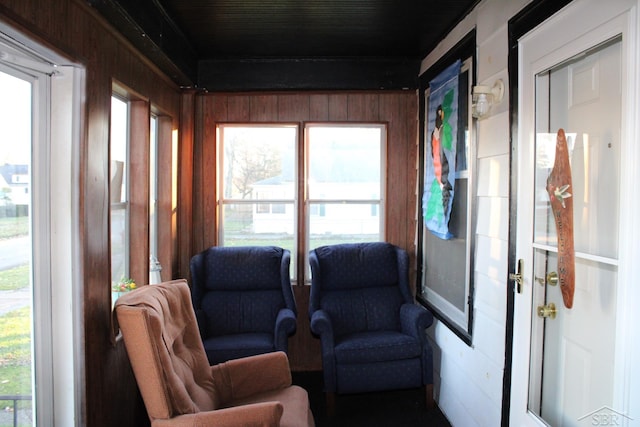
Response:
[192,92,419,370]
[0,1,182,426]
[1,1,421,424]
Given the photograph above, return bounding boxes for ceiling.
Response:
[89,0,479,91]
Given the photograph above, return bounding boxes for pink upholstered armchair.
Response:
[114,279,314,427]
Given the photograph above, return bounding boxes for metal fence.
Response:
[0,395,32,427]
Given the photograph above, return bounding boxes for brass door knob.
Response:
[537,303,557,319]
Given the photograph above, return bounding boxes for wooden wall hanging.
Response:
[546,128,575,308]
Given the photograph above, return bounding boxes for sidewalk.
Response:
[0,288,30,316]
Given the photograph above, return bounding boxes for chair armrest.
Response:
[399,304,434,340]
[274,308,296,352]
[310,310,336,360]
[151,401,284,427]
[211,351,292,403]
[310,309,338,392]
[310,309,334,344]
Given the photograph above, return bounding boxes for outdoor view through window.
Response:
[218,123,385,281]
[0,69,33,424]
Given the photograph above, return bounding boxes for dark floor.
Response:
[292,371,452,427]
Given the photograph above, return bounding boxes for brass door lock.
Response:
[535,271,559,286]
[510,259,524,293]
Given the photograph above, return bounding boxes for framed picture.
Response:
[416,31,476,344]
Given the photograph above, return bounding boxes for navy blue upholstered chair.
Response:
[309,242,434,412]
[190,246,297,365]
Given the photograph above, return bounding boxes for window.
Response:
[306,124,385,250]
[217,123,386,283]
[218,124,297,266]
[149,114,160,283]
[417,34,476,344]
[110,95,129,300]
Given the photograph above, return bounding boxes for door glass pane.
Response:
[529,38,621,426]
[533,41,621,260]
[0,70,34,425]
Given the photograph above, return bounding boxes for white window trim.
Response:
[0,25,84,426]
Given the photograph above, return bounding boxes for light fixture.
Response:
[472,79,505,120]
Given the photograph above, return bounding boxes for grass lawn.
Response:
[0,307,31,397]
[0,260,32,417]
[0,265,29,292]
[0,216,28,240]
[0,216,32,424]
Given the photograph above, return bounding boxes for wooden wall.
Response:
[0,1,182,426]
[1,1,420,425]
[191,92,419,370]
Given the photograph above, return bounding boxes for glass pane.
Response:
[110,208,127,291]
[110,97,128,204]
[307,126,382,200]
[110,96,129,301]
[308,202,381,250]
[149,115,158,257]
[534,41,620,260]
[220,126,296,200]
[221,203,295,277]
[0,70,34,424]
[149,116,160,283]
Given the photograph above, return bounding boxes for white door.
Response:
[510,1,640,426]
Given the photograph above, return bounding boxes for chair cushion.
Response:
[336,359,423,393]
[334,331,422,364]
[321,286,403,336]
[203,333,274,364]
[201,290,284,335]
[313,242,399,290]
[198,246,285,291]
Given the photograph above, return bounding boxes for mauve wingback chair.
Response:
[309,242,435,412]
[190,246,297,365]
[115,279,314,426]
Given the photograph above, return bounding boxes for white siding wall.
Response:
[420,1,533,425]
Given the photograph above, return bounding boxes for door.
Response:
[510,1,639,426]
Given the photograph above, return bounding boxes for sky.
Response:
[0,70,31,165]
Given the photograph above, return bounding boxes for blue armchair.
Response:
[190,246,297,365]
[309,242,434,410]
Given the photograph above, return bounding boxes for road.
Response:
[0,236,30,315]
[0,236,29,270]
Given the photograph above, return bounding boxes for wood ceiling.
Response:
[89,0,479,91]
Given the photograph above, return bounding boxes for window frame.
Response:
[0,28,85,425]
[110,84,158,309]
[303,122,387,282]
[217,122,299,278]
[416,31,477,345]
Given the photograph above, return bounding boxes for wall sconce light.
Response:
[472,79,505,120]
